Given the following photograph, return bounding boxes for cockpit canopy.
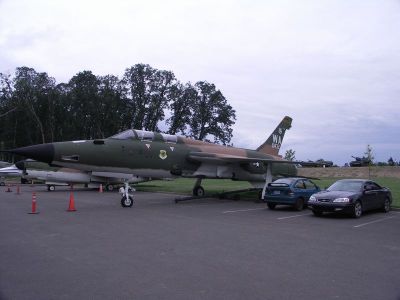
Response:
[110,129,178,143]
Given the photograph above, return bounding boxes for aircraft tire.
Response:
[193,186,205,197]
[121,196,134,208]
[47,185,55,192]
[106,184,114,192]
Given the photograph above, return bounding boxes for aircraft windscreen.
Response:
[109,130,135,140]
[161,133,177,143]
[135,130,154,141]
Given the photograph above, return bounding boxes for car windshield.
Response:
[328,181,363,192]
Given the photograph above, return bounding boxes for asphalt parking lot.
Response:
[1,184,399,300]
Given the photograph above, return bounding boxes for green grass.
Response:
[135,178,252,195]
[136,177,400,207]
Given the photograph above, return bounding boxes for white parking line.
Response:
[353,216,396,228]
[277,213,312,220]
[222,208,266,214]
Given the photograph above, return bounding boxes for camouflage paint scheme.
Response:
[10,116,296,191]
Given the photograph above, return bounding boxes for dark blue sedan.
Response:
[308,179,392,218]
[264,177,320,211]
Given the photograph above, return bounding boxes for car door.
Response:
[293,179,306,199]
[303,179,319,200]
[369,182,385,209]
[362,182,380,210]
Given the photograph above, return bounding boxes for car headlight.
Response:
[309,196,316,202]
[333,197,350,203]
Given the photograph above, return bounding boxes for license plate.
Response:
[273,190,280,195]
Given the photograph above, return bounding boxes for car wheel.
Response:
[352,201,362,218]
[294,198,304,211]
[267,202,276,210]
[47,185,55,191]
[312,209,323,217]
[0,182,5,186]
[121,196,134,208]
[382,198,391,213]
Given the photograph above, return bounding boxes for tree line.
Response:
[0,64,236,156]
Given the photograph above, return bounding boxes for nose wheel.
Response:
[121,195,134,207]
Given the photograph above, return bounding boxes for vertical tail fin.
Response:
[256,116,292,156]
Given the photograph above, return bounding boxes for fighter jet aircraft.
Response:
[14,159,150,191]
[0,163,22,185]
[8,116,297,207]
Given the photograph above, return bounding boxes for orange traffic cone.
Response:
[99,184,103,193]
[67,187,77,212]
[28,192,39,214]
[16,184,21,195]
[5,184,12,192]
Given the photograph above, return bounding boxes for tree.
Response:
[97,74,128,136]
[121,64,177,132]
[388,157,395,166]
[167,83,196,135]
[284,149,296,161]
[0,64,237,149]
[188,81,236,145]
[13,67,57,144]
[364,144,374,179]
[67,71,102,139]
[364,144,374,165]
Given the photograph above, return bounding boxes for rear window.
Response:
[273,178,294,185]
[269,178,294,187]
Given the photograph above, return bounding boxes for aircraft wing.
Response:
[188,152,300,165]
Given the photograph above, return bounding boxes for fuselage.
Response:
[42,130,297,184]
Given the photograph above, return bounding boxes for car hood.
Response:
[312,190,358,199]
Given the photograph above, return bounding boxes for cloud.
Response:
[0,0,399,165]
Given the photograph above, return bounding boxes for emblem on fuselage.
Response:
[159,150,168,160]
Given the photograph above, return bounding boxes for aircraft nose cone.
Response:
[10,144,54,164]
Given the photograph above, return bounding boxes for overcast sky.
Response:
[1,0,399,165]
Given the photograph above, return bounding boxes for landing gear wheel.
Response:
[294,198,304,211]
[193,186,205,197]
[312,209,323,217]
[267,202,276,210]
[105,184,114,192]
[121,196,134,208]
[47,185,55,191]
[382,198,391,213]
[352,201,362,218]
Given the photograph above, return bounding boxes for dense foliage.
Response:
[0,65,236,156]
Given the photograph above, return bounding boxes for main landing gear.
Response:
[119,182,135,208]
[192,178,205,196]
